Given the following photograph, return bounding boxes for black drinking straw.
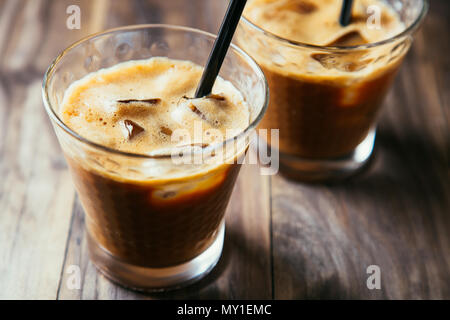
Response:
[339,0,354,27]
[195,0,247,98]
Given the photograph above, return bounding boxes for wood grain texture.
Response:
[271,0,450,299]
[0,0,448,300]
[0,0,77,299]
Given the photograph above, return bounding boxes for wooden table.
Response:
[0,0,448,300]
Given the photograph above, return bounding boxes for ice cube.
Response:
[311,52,372,72]
[311,53,339,70]
[160,126,173,136]
[188,103,207,120]
[283,1,318,14]
[328,31,367,47]
[121,119,145,140]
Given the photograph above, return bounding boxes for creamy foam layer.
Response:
[60,57,250,156]
[244,0,404,46]
[241,0,406,80]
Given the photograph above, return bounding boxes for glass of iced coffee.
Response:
[42,25,268,291]
[237,0,428,181]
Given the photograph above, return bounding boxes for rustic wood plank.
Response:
[0,0,78,293]
[0,0,105,300]
[2,0,48,73]
[271,2,450,299]
[105,0,225,33]
[0,0,22,60]
[33,0,109,74]
[0,77,76,299]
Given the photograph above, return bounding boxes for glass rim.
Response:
[42,24,269,160]
[240,0,428,51]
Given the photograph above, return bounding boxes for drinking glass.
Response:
[237,0,428,181]
[43,25,268,291]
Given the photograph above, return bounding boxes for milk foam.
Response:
[244,0,404,46]
[60,57,250,156]
[241,0,406,79]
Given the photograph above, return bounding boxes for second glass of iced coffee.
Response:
[238,0,428,181]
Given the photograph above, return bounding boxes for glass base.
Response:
[87,222,225,292]
[278,130,376,182]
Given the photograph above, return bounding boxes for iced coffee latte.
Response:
[238,0,427,180]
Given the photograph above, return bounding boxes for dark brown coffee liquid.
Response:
[68,157,241,268]
[259,60,402,159]
[59,58,251,268]
[241,0,406,159]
